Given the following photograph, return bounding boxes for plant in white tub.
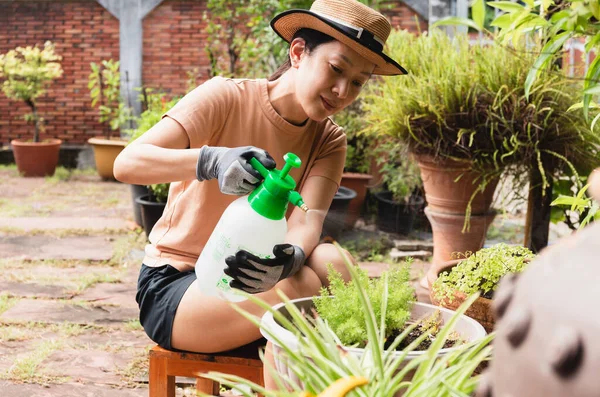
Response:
[202,246,492,397]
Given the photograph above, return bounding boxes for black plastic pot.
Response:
[131,184,149,227]
[323,186,357,240]
[374,191,424,235]
[135,194,166,238]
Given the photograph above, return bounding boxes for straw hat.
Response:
[271,0,407,76]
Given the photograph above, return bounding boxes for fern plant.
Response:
[433,243,534,301]
[313,262,415,347]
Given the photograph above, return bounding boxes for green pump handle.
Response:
[249,153,302,179]
[248,153,308,215]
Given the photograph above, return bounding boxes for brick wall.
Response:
[0,1,119,145]
[0,0,426,145]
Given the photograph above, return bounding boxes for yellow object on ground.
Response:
[299,376,369,397]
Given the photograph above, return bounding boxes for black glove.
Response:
[196,145,276,195]
[224,244,306,294]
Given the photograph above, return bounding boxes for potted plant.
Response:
[372,140,424,235]
[0,41,63,177]
[322,186,357,241]
[128,88,180,233]
[136,183,169,238]
[427,243,535,332]
[87,59,132,180]
[332,99,374,229]
[363,29,598,262]
[202,246,491,396]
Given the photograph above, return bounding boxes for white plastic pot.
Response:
[260,297,487,387]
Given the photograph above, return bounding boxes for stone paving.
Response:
[0,165,567,396]
[0,167,152,396]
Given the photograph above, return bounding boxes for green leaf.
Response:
[490,13,519,29]
[471,0,486,31]
[583,55,600,120]
[550,196,587,207]
[487,1,524,13]
[524,31,572,98]
[432,16,483,31]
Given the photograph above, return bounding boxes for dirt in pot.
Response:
[382,310,464,351]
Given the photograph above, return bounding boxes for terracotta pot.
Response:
[11,138,62,177]
[427,258,531,333]
[426,259,493,332]
[425,206,496,265]
[88,137,127,180]
[340,172,372,228]
[416,155,498,215]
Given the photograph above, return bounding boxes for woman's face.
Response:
[294,40,375,121]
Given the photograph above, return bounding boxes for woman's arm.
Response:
[285,175,339,256]
[113,116,200,185]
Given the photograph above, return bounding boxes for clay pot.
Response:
[11,138,62,177]
[340,172,372,228]
[416,155,498,215]
[427,259,494,332]
[425,207,496,265]
[88,137,127,180]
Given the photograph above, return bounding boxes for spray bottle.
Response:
[195,152,309,302]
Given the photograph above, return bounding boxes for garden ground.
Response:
[0,165,569,396]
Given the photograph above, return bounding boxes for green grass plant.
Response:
[364,29,600,197]
[2,339,68,384]
[201,243,492,397]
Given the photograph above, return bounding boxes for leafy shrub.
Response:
[374,139,422,203]
[434,243,535,300]
[0,41,63,142]
[314,261,415,346]
[88,60,132,140]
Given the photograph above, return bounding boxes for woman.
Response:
[114,0,406,360]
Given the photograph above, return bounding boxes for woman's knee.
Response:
[277,264,321,299]
[306,243,355,285]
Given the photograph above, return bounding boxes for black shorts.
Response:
[136,264,196,350]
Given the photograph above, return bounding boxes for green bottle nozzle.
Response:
[289,190,309,213]
[247,152,309,219]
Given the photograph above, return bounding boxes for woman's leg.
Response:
[262,243,356,389]
[170,263,321,353]
[305,242,355,287]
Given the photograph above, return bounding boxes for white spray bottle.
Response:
[195,152,308,302]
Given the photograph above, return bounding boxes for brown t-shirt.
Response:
[143,77,347,268]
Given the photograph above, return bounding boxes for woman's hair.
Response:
[268,28,336,81]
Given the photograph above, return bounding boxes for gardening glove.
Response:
[196,145,276,195]
[224,244,306,294]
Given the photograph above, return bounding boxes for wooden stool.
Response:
[149,340,265,397]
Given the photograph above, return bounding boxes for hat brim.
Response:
[271,9,407,76]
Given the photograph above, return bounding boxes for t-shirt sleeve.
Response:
[306,124,347,187]
[164,76,231,148]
